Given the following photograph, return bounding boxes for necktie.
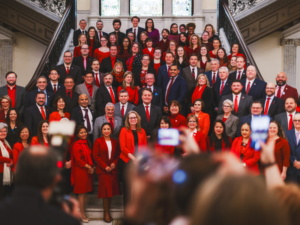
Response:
[145,106,150,122]
[237,70,241,80]
[115,32,118,42]
[246,82,251,94]
[289,114,293,130]
[264,98,270,115]
[95,73,100,87]
[83,109,91,132]
[167,66,170,77]
[99,31,102,39]
[83,58,87,70]
[40,106,46,120]
[212,72,216,84]
[109,117,114,131]
[166,77,174,103]
[219,81,224,95]
[121,105,125,118]
[88,85,92,98]
[67,91,71,99]
[234,95,238,113]
[277,87,281,98]
[134,29,137,42]
[109,87,115,104]
[53,84,57,93]
[192,68,195,79]
[82,31,84,34]
[66,67,69,74]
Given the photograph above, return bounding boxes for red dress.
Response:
[117,49,130,62]
[191,130,207,153]
[117,86,139,105]
[153,62,161,74]
[71,139,94,194]
[155,142,175,155]
[49,111,70,122]
[206,136,232,153]
[209,51,217,58]
[143,48,154,60]
[73,46,82,57]
[12,142,24,172]
[31,136,49,147]
[93,49,110,64]
[185,47,200,60]
[169,114,187,128]
[274,137,290,173]
[93,137,120,198]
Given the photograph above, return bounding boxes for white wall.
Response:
[248,31,283,83]
[203,0,217,9]
[13,32,47,87]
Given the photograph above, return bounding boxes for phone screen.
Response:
[158,128,180,146]
[250,116,270,150]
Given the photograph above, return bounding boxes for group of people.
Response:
[0,16,300,224]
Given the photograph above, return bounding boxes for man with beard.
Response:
[228,56,246,81]
[155,29,170,53]
[275,97,299,132]
[275,71,298,102]
[109,19,125,47]
[0,71,26,118]
[95,20,108,42]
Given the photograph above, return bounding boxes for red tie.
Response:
[237,71,241,80]
[109,117,114,131]
[134,29,137,42]
[145,106,150,122]
[66,67,69,74]
[289,114,293,130]
[82,31,84,34]
[121,105,125,118]
[166,77,174,103]
[99,31,102,39]
[109,87,115,104]
[167,66,170,77]
[246,82,251,94]
[277,87,281,98]
[87,84,92,98]
[192,68,195,79]
[212,72,216,84]
[234,95,238,113]
[95,73,100,87]
[219,81,224,95]
[264,98,270,115]
[40,107,46,120]
[53,84,57,93]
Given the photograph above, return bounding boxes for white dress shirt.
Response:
[80,106,93,134]
[93,70,101,84]
[132,27,138,41]
[147,86,154,92]
[219,78,228,90]
[275,84,286,97]
[143,103,151,115]
[105,85,115,98]
[64,63,71,71]
[36,104,46,115]
[236,69,244,79]
[50,81,58,90]
[120,102,128,114]
[232,92,242,106]
[245,78,255,90]
[106,140,112,160]
[190,66,198,80]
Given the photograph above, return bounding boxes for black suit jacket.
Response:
[72,56,94,76]
[213,79,233,107]
[54,89,79,114]
[138,86,163,108]
[0,186,80,225]
[133,66,157,88]
[95,86,118,117]
[0,85,26,115]
[55,64,82,85]
[241,78,267,101]
[228,69,246,81]
[46,82,65,93]
[73,29,87,47]
[126,27,146,42]
[133,104,162,136]
[258,96,285,119]
[24,90,54,109]
[182,66,205,97]
[189,86,213,116]
[109,31,126,46]
[70,106,95,126]
[100,56,127,74]
[24,104,52,136]
[95,31,109,42]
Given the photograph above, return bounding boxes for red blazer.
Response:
[12,142,24,172]
[119,127,147,163]
[169,114,187,129]
[0,140,12,173]
[143,48,154,60]
[0,109,6,122]
[192,131,207,153]
[277,84,299,102]
[187,112,210,137]
[230,137,261,175]
[206,136,232,153]
[31,136,49,147]
[73,46,82,58]
[274,137,290,173]
[93,137,120,175]
[49,111,70,122]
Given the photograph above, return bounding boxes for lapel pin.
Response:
[254,83,256,85]
[242,97,244,99]
[175,120,177,122]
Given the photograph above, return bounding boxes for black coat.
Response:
[133,66,157,88]
[73,29,87,47]
[70,106,95,126]
[213,79,233,108]
[46,82,65,93]
[55,64,82,85]
[95,86,118,117]
[228,70,246,81]
[258,96,285,119]
[24,90,54,109]
[54,89,79,114]
[138,86,163,109]
[100,56,127,74]
[189,86,213,116]
[72,56,94,77]
[6,124,22,149]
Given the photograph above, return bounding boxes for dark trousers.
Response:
[286,173,300,185]
[118,160,132,209]
[0,173,14,200]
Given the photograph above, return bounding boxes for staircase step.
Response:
[87,194,123,205]
[86,204,124,219]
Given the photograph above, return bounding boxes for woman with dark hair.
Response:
[186,115,207,152]
[5,108,22,149]
[197,45,212,72]
[0,96,11,122]
[93,122,120,223]
[133,54,156,88]
[207,120,232,153]
[230,123,260,176]
[49,96,70,122]
[168,23,179,43]
[227,43,246,69]
[139,31,148,49]
[168,100,187,128]
[149,48,166,75]
[12,125,29,172]
[108,33,119,50]
[145,18,160,45]
[31,120,49,146]
[111,61,125,87]
[93,35,110,64]
[86,26,100,57]
[117,71,139,105]
[209,38,221,58]
[186,34,201,60]
[228,55,238,72]
[71,125,94,223]
[162,40,177,61]
[201,31,213,51]
[176,46,189,69]
[204,24,219,43]
[179,32,189,48]
[117,36,131,62]
[143,38,154,60]
[217,48,229,67]
[268,120,290,180]
[74,34,87,57]
[127,42,143,72]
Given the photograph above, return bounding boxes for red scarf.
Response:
[191,85,206,104]
[112,71,124,84]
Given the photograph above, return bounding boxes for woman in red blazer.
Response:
[117,71,139,105]
[168,100,187,128]
[71,125,94,223]
[93,123,120,223]
[31,120,49,147]
[49,96,71,122]
[12,125,30,172]
[207,120,232,153]
[230,123,261,176]
[186,115,207,153]
[119,111,147,207]
[0,95,11,122]
[142,38,154,60]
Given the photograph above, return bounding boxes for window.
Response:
[173,0,192,16]
[101,0,120,16]
[130,0,162,17]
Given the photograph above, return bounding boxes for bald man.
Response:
[258,82,285,118]
[241,65,266,100]
[275,71,298,102]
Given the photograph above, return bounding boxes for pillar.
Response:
[88,0,100,27]
[193,0,205,34]
[0,39,14,86]
[120,0,130,32]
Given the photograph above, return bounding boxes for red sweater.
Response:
[206,136,232,153]
[143,48,154,60]
[117,86,139,105]
[12,142,24,172]
[169,114,187,128]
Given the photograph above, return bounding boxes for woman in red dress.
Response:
[93,123,120,223]
[197,45,211,72]
[93,36,110,64]
[12,125,29,172]
[0,96,11,122]
[230,123,260,176]
[217,48,229,67]
[118,37,131,62]
[71,125,94,223]
[86,26,100,57]
[73,34,87,57]
[111,61,125,87]
[31,120,49,147]
[49,96,70,122]
[209,38,221,59]
[117,71,139,105]
[149,48,165,76]
[186,34,201,60]
[142,38,154,60]
[207,120,232,153]
[168,100,187,128]
[162,40,177,61]
[127,42,143,72]
[186,115,207,152]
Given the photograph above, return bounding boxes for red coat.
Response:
[277,84,299,102]
[155,143,175,155]
[185,47,200,60]
[31,136,49,147]
[192,131,207,153]
[49,111,70,122]
[143,48,154,60]
[73,46,82,58]
[169,114,187,129]
[117,86,139,105]
[274,137,290,173]
[230,137,261,176]
[0,140,12,173]
[119,127,147,163]
[187,112,210,137]
[12,142,24,172]
[206,136,232,153]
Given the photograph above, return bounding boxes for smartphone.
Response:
[250,116,271,150]
[158,128,180,146]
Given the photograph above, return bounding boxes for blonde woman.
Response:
[111,61,124,87]
[74,34,87,57]
[186,34,201,59]
[0,96,11,122]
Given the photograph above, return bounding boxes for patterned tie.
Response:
[237,70,241,80]
[83,58,87,70]
[166,77,174,104]
[95,73,100,87]
[53,84,57,93]
[109,117,114,131]
[40,106,46,120]
[289,114,293,130]
[192,68,195,80]
[264,98,270,115]
[234,95,238,113]
[145,106,150,122]
[121,105,125,118]
[134,29,137,42]
[212,72,216,84]
[277,87,281,98]
[88,84,92,98]
[219,81,224,95]
[246,82,251,94]
[66,67,69,74]
[109,87,115,104]
[83,109,91,132]
[167,66,170,78]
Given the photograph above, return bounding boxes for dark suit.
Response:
[162,76,188,107]
[73,29,87,47]
[204,70,221,87]
[236,114,252,137]
[189,86,213,116]
[100,56,127,74]
[133,104,162,136]
[138,86,163,108]
[275,112,299,132]
[55,64,82,85]
[92,71,105,87]
[213,79,232,108]
[24,104,52,136]
[95,30,109,42]
[133,66,157,88]
[72,56,94,76]
[70,106,94,126]
[241,78,266,101]
[126,27,145,42]
[0,186,80,225]
[218,93,253,118]
[258,96,285,119]
[228,69,246,81]
[95,86,118,117]
[109,31,126,46]
[0,85,26,115]
[54,90,79,114]
[182,66,204,98]
[157,65,182,88]
[46,82,65,93]
[114,102,135,119]
[24,90,54,109]
[285,129,300,182]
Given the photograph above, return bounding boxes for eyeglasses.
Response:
[129,117,137,120]
[81,48,89,50]
[294,120,300,123]
[223,105,231,108]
